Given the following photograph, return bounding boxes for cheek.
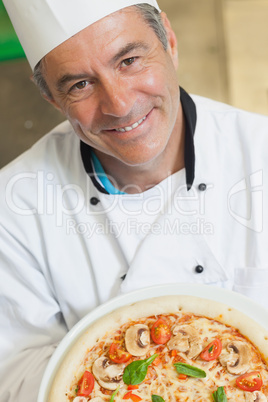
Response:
[138,60,179,105]
[142,69,179,127]
[138,67,168,97]
[65,101,96,131]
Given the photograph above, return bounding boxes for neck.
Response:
[95,103,185,194]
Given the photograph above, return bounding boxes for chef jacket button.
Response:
[195,265,204,274]
[198,183,207,191]
[90,197,100,206]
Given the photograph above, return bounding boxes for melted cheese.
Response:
[68,314,268,402]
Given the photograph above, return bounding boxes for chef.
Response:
[1,0,268,400]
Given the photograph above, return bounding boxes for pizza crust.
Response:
[48,295,268,401]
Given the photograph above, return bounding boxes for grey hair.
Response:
[33,3,168,99]
[33,60,53,99]
[135,4,168,50]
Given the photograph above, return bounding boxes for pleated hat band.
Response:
[3,0,161,70]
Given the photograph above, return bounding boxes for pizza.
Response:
[48,295,268,402]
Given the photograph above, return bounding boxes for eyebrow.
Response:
[56,41,149,93]
[110,41,149,64]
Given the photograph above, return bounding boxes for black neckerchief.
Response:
[80,87,196,194]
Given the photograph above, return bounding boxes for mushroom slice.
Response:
[219,340,250,375]
[125,324,150,356]
[245,391,267,402]
[92,357,124,390]
[167,325,202,359]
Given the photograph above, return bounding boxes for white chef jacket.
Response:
[0,90,268,401]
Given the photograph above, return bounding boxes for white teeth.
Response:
[125,126,133,132]
[115,116,146,132]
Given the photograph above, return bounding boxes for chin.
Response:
[116,146,166,168]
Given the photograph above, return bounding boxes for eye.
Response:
[74,80,88,90]
[121,57,136,67]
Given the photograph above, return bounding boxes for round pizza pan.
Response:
[37,282,268,402]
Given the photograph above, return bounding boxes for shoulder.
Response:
[0,121,87,217]
[0,120,80,181]
[191,94,268,146]
[192,94,268,126]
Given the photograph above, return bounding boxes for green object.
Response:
[0,0,25,61]
[152,395,165,402]
[212,386,228,402]
[110,386,120,402]
[174,363,207,378]
[123,354,158,385]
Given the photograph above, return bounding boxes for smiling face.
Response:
[42,7,182,172]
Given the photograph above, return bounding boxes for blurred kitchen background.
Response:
[1,0,268,168]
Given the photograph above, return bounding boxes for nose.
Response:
[99,78,136,118]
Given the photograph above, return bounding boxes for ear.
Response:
[160,12,179,70]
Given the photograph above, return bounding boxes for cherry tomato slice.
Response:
[108,343,132,363]
[200,338,222,361]
[77,371,95,397]
[236,371,263,392]
[127,385,139,390]
[178,374,188,380]
[151,318,171,345]
[123,392,142,402]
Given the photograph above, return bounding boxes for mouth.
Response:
[107,114,148,133]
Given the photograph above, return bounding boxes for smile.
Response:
[114,116,147,132]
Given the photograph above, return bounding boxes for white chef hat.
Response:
[3,0,161,70]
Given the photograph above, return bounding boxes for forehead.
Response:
[43,7,153,70]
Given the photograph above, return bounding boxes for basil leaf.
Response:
[212,386,228,402]
[174,363,206,378]
[152,395,165,402]
[123,354,158,385]
[109,386,120,402]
